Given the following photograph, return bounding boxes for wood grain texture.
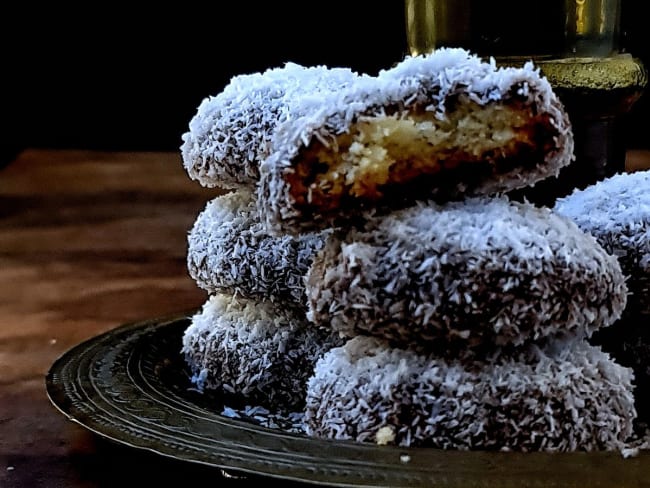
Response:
[0,150,243,487]
[0,149,649,488]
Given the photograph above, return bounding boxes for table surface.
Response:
[2,148,650,488]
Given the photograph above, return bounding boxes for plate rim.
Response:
[45,313,650,488]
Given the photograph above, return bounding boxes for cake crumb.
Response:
[375,426,396,445]
[621,447,640,459]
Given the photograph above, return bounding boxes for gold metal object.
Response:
[405,0,620,59]
[403,0,647,203]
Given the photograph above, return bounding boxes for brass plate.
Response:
[46,314,650,487]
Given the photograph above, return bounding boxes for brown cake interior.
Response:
[286,97,557,215]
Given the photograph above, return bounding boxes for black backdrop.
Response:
[2,2,649,164]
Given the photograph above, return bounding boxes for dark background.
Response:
[2,2,649,165]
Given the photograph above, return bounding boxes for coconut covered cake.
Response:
[306,196,627,356]
[258,48,574,234]
[554,170,650,426]
[187,189,328,309]
[180,63,362,189]
[178,47,642,453]
[182,294,344,411]
[304,335,635,451]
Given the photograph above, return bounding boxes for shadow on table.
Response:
[1,436,312,488]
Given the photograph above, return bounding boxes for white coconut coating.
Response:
[182,294,344,410]
[306,197,627,354]
[304,335,636,451]
[187,189,327,308]
[554,170,650,423]
[554,170,650,315]
[258,47,574,233]
[180,63,361,189]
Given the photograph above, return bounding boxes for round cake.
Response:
[180,62,361,189]
[258,47,574,233]
[304,335,636,451]
[554,170,650,317]
[554,169,650,424]
[187,189,327,309]
[182,294,345,411]
[306,196,627,355]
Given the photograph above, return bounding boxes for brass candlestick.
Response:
[405,0,647,205]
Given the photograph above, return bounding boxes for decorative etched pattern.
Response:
[46,315,650,488]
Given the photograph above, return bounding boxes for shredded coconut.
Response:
[554,170,650,315]
[180,63,361,189]
[187,189,327,308]
[177,50,643,457]
[304,335,636,451]
[182,294,344,410]
[306,196,627,353]
[258,48,574,234]
[554,170,650,426]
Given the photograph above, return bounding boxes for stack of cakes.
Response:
[180,48,637,451]
[301,197,632,451]
[179,63,361,412]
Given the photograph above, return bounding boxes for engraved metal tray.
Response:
[45,314,650,487]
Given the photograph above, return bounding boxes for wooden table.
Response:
[1,149,650,488]
[0,149,251,488]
